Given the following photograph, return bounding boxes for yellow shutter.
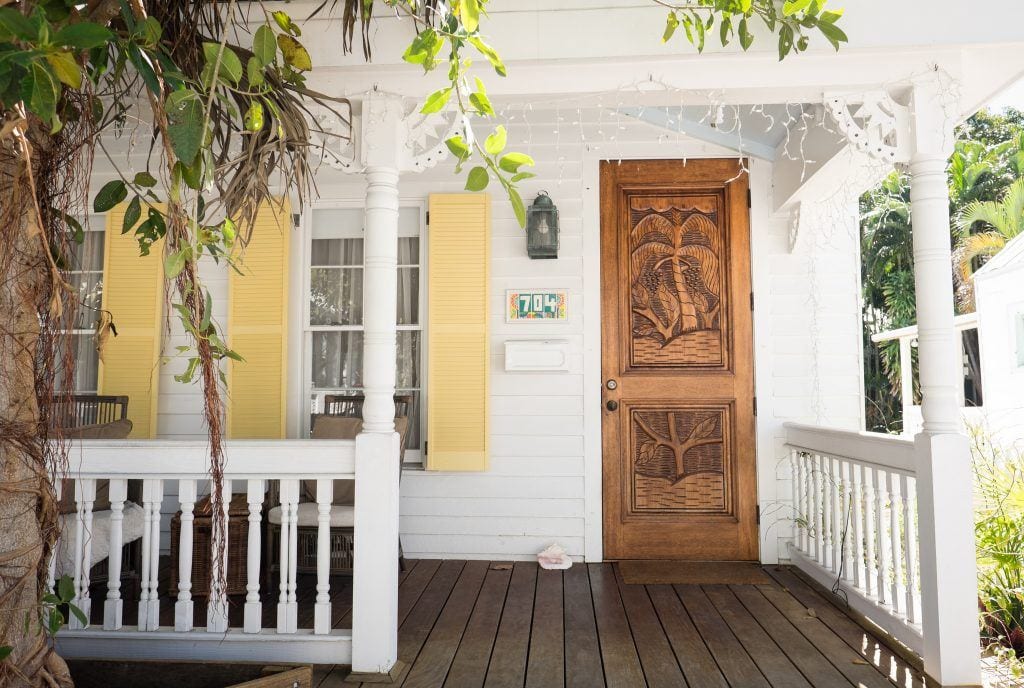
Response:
[227,200,290,439]
[98,205,164,438]
[427,194,490,471]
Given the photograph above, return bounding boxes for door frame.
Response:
[580,144,778,564]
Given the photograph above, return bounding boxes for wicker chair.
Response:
[49,394,129,429]
[266,406,410,582]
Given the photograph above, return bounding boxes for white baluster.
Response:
[888,471,903,615]
[315,479,333,634]
[207,480,231,633]
[803,452,813,555]
[70,479,96,630]
[903,475,920,624]
[277,479,299,634]
[827,457,838,572]
[862,464,876,598]
[138,479,163,631]
[244,480,264,634]
[103,479,127,629]
[47,480,61,593]
[791,451,801,551]
[851,462,865,591]
[840,460,854,582]
[175,480,197,632]
[874,468,889,606]
[812,453,822,564]
[823,456,831,569]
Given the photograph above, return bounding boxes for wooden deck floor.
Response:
[316,560,925,688]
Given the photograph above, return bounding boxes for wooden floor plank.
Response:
[589,563,645,688]
[525,567,566,688]
[756,571,901,688]
[703,585,812,688]
[730,584,855,688]
[403,561,490,688]
[380,559,467,687]
[675,585,770,688]
[562,563,605,688]
[765,568,926,688]
[613,569,687,688]
[647,585,728,688]
[444,563,514,688]
[483,562,538,688]
[399,559,445,629]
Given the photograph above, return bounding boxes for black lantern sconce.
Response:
[526,191,559,259]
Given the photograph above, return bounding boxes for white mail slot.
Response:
[504,339,571,372]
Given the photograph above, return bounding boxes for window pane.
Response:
[311,331,363,389]
[397,267,419,325]
[311,238,363,267]
[397,237,419,265]
[54,333,99,393]
[310,267,363,326]
[312,208,363,240]
[396,330,421,389]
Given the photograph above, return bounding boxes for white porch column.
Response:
[908,75,981,687]
[341,92,456,679]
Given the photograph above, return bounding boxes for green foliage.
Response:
[861,111,1024,432]
[660,0,847,60]
[973,431,1024,658]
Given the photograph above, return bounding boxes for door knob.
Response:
[606,400,619,412]
[606,379,618,390]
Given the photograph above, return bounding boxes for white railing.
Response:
[785,423,923,654]
[52,439,356,664]
[871,312,982,436]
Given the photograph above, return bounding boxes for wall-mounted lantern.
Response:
[526,191,559,259]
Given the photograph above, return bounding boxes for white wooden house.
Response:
[53,3,1024,686]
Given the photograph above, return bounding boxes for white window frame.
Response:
[300,199,428,463]
[65,215,106,394]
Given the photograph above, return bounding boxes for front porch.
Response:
[330,559,922,688]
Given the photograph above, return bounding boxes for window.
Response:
[305,205,425,456]
[1016,311,1024,368]
[59,216,105,393]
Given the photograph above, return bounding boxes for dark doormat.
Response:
[617,560,771,585]
[67,660,313,688]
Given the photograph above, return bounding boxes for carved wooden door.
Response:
[600,159,757,561]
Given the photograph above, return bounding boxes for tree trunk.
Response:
[0,123,73,687]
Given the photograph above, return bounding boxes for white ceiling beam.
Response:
[618,107,778,161]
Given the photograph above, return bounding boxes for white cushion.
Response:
[55,502,145,578]
[268,502,354,528]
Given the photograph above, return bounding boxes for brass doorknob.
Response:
[606,400,619,412]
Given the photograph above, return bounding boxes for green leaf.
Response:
[93,179,127,213]
[165,250,186,279]
[57,576,74,603]
[272,10,301,36]
[510,171,535,183]
[45,52,81,89]
[222,217,237,245]
[783,0,813,16]
[817,21,848,51]
[53,22,113,49]
[23,61,60,128]
[465,166,489,192]
[663,12,679,43]
[498,152,534,174]
[420,87,452,114]
[134,171,157,187]
[508,187,527,228]
[461,0,481,33]
[68,604,88,628]
[484,125,507,156]
[469,90,495,117]
[166,89,204,165]
[202,42,243,84]
[738,18,754,50]
[244,101,264,132]
[0,646,10,662]
[136,17,162,47]
[0,8,36,41]
[276,35,312,72]
[247,57,265,87]
[445,135,471,160]
[778,24,795,61]
[253,24,277,66]
[123,195,141,233]
[469,37,506,76]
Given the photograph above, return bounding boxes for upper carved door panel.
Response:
[628,194,729,370]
